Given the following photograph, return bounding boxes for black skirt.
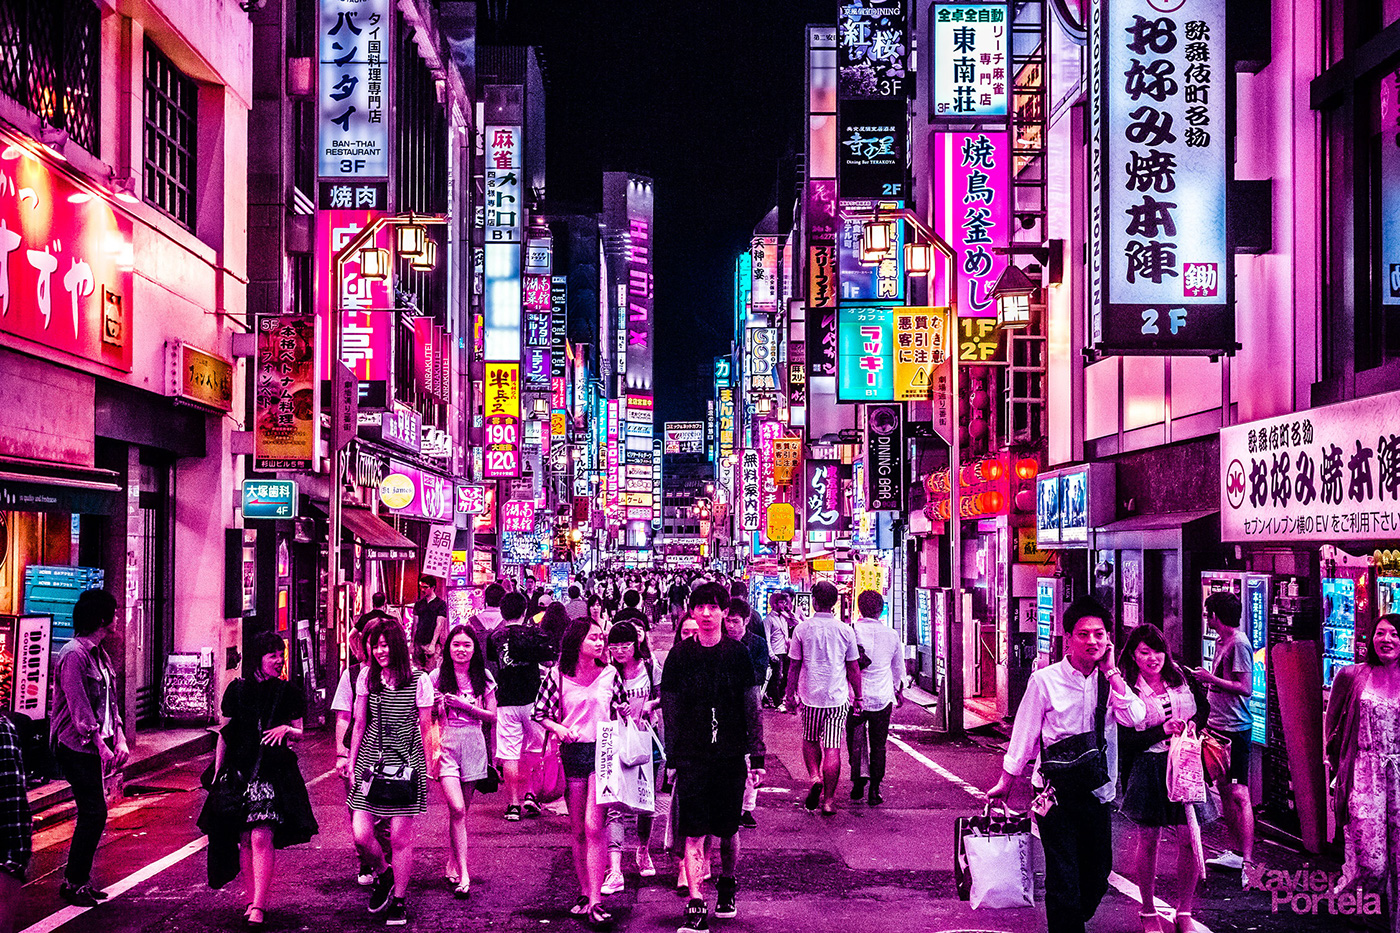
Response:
[1120,751,1218,827]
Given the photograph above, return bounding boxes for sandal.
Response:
[569,895,591,916]
[244,908,266,928]
[1175,911,1200,933]
[454,881,471,900]
[585,904,613,929]
[1139,910,1163,933]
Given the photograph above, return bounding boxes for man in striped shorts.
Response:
[784,581,861,815]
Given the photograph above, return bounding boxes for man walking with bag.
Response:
[986,596,1145,933]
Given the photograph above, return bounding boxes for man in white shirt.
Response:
[846,590,904,806]
[987,596,1145,933]
[785,581,861,814]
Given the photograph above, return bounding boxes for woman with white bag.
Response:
[1118,624,1214,933]
[601,622,662,894]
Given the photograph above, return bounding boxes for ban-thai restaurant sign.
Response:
[1221,391,1400,543]
[0,134,134,371]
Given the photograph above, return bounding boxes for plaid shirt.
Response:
[532,665,629,727]
[0,715,31,879]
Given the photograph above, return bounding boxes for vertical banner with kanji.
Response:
[483,363,521,479]
[255,314,318,470]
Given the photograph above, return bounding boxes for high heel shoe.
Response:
[244,907,266,928]
[1175,910,1200,933]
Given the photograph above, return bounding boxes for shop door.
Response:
[135,457,173,727]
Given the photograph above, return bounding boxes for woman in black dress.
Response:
[212,631,318,927]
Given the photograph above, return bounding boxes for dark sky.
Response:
[485,1,832,427]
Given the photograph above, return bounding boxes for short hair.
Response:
[569,585,582,599]
[729,580,749,599]
[623,589,641,608]
[1062,595,1111,634]
[1367,614,1400,666]
[371,591,387,608]
[419,575,439,588]
[1205,591,1242,628]
[484,583,505,608]
[727,598,751,622]
[689,582,730,611]
[812,581,839,612]
[500,592,527,622]
[72,589,117,637]
[857,590,884,619]
[249,630,286,664]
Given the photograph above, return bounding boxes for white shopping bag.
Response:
[595,720,656,812]
[962,803,1035,910]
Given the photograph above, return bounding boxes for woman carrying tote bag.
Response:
[347,618,434,926]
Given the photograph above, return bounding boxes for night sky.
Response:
[485,1,833,427]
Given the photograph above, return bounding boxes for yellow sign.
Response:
[853,556,886,599]
[812,557,835,572]
[484,363,520,419]
[893,307,948,401]
[1017,527,1054,563]
[379,473,415,510]
[551,411,566,437]
[176,343,234,411]
[765,503,795,542]
[773,438,801,484]
[959,317,1001,363]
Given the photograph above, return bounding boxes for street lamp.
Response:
[328,212,446,670]
[991,263,1037,329]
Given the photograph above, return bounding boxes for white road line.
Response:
[19,768,336,933]
[889,736,1216,933]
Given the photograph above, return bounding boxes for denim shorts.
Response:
[560,741,596,780]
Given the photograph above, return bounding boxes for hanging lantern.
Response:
[904,241,931,274]
[358,247,391,280]
[396,222,428,258]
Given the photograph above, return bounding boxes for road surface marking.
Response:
[19,768,336,933]
[887,735,984,799]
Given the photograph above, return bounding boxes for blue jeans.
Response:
[55,744,106,886]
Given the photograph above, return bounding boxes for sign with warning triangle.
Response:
[893,306,949,402]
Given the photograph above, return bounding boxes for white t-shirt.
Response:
[788,612,859,708]
[355,668,435,708]
[853,619,904,711]
[331,666,357,714]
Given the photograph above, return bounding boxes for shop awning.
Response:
[340,507,418,561]
[1094,509,1218,549]
[0,462,121,514]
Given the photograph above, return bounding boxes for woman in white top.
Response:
[601,621,662,894]
[431,625,497,898]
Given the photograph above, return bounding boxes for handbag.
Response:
[1039,672,1110,796]
[359,690,417,808]
[475,764,501,794]
[956,801,1035,909]
[1200,727,1231,784]
[241,678,285,824]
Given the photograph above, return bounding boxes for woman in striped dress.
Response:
[348,618,433,926]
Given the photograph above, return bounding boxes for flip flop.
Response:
[569,895,590,916]
[804,783,822,811]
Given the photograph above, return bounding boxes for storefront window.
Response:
[143,40,198,228]
[0,0,101,155]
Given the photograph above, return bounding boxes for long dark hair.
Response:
[437,624,488,698]
[1120,623,1186,688]
[365,618,413,692]
[1366,613,1400,666]
[559,619,604,677]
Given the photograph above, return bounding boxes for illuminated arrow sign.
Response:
[241,479,299,519]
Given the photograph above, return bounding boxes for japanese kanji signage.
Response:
[839,200,905,302]
[455,483,486,515]
[741,449,761,532]
[1382,69,1400,306]
[838,100,908,200]
[318,0,390,178]
[751,236,779,313]
[805,461,847,533]
[718,387,736,459]
[664,422,705,455]
[866,404,904,511]
[0,132,134,370]
[502,499,536,534]
[933,131,1009,317]
[1092,0,1230,353]
[485,124,523,363]
[483,363,521,479]
[773,438,802,484]
[747,327,780,394]
[929,2,1010,121]
[838,1,910,99]
[524,274,551,311]
[551,276,568,378]
[524,347,550,390]
[316,210,392,378]
[893,307,949,401]
[838,306,894,401]
[1220,391,1400,542]
[485,125,523,243]
[254,314,317,471]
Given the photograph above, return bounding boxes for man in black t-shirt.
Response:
[489,593,553,819]
[412,576,449,670]
[662,583,765,932]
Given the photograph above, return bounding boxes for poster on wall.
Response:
[1091,0,1231,354]
[254,314,317,470]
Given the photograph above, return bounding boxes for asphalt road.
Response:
[14,637,1359,933]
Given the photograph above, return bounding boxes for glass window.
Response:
[143,41,197,228]
[0,0,102,154]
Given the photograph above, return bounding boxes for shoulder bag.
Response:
[243,679,285,824]
[360,685,417,808]
[1039,672,1111,796]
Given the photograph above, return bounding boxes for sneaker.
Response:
[521,794,542,817]
[738,810,758,829]
[367,867,395,913]
[384,897,407,926]
[679,897,709,933]
[850,777,868,801]
[714,877,737,919]
[637,848,657,877]
[357,872,376,887]
[1205,851,1244,871]
[80,884,110,901]
[504,804,523,822]
[867,784,883,807]
[59,881,100,907]
[601,869,625,895]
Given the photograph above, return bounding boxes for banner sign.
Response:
[524,274,551,311]
[893,306,949,400]
[929,2,1010,121]
[664,422,705,455]
[551,276,568,378]
[386,461,453,522]
[718,387,736,459]
[773,438,802,484]
[524,346,550,390]
[839,200,905,302]
[1092,0,1230,353]
[805,461,847,533]
[741,449,762,532]
[502,499,536,534]
[485,126,522,243]
[1219,391,1400,542]
[455,483,486,515]
[316,210,393,377]
[838,1,910,99]
[483,363,521,479]
[933,131,1010,317]
[318,0,391,178]
[866,404,904,511]
[751,236,779,313]
[747,327,780,394]
[838,305,894,401]
[626,183,655,383]
[254,314,317,470]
